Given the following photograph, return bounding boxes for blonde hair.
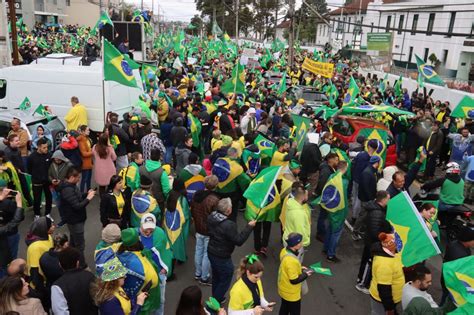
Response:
[235,256,264,280]
[92,278,122,306]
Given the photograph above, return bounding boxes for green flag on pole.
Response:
[291,114,311,152]
[442,255,474,312]
[451,96,474,119]
[19,97,31,111]
[342,76,360,106]
[277,72,287,97]
[103,39,139,88]
[415,54,445,86]
[309,262,333,276]
[32,104,53,121]
[221,62,246,95]
[254,134,276,166]
[386,192,441,266]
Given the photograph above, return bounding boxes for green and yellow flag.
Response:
[188,114,202,148]
[309,262,333,276]
[103,39,138,88]
[387,192,441,267]
[394,75,403,98]
[254,134,276,166]
[318,171,346,212]
[291,114,311,152]
[451,95,474,119]
[32,104,53,121]
[277,72,287,97]
[342,76,359,106]
[221,62,246,95]
[244,166,282,222]
[443,255,474,313]
[359,128,388,168]
[19,97,31,111]
[415,54,445,86]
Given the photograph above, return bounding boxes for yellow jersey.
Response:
[64,103,88,131]
[278,248,303,302]
[229,278,265,310]
[369,254,405,304]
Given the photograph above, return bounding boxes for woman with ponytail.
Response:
[228,254,275,315]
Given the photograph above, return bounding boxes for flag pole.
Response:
[101,36,107,126]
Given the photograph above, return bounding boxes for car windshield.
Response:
[26,117,64,135]
[302,91,327,102]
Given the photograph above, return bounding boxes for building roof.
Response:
[276,20,291,29]
[329,0,403,15]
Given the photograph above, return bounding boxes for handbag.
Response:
[301,279,309,295]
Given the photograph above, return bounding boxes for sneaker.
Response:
[326,256,341,263]
[344,219,354,232]
[34,215,40,221]
[260,247,268,257]
[45,214,54,222]
[315,234,325,243]
[220,297,227,305]
[355,283,370,295]
[194,275,201,281]
[352,232,363,241]
[199,278,212,286]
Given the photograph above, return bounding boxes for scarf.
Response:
[241,274,260,308]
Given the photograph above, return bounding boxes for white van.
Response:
[0,54,143,132]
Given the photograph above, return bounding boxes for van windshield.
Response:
[27,117,64,135]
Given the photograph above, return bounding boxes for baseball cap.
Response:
[141,213,157,230]
[369,155,381,164]
[247,107,256,114]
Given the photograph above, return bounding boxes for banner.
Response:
[301,57,334,78]
[367,32,392,51]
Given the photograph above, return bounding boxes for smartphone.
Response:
[141,281,152,293]
[267,302,277,307]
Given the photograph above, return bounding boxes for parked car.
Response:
[264,71,290,85]
[332,115,397,166]
[287,85,328,108]
[0,109,66,151]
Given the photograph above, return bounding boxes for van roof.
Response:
[0,108,57,124]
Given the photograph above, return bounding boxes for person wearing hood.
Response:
[369,223,405,315]
[240,107,257,135]
[25,217,54,302]
[139,148,170,212]
[190,175,220,286]
[30,124,53,152]
[210,135,233,165]
[175,135,193,174]
[0,182,24,278]
[178,153,207,203]
[421,162,464,212]
[59,132,82,169]
[207,197,256,304]
[299,133,322,191]
[170,117,188,162]
[356,191,390,294]
[377,166,399,192]
[58,167,96,267]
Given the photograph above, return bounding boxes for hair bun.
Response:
[378,232,388,241]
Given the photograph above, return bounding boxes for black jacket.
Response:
[53,269,98,315]
[314,162,335,197]
[27,151,52,184]
[364,200,387,245]
[170,126,188,147]
[99,191,131,229]
[207,211,253,259]
[424,130,444,156]
[4,146,25,172]
[0,199,24,268]
[358,164,378,202]
[444,240,471,263]
[57,182,90,224]
[386,161,422,198]
[300,143,322,179]
[111,123,130,156]
[39,249,64,288]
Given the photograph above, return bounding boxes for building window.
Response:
[423,48,429,62]
[398,15,404,34]
[447,12,456,37]
[348,17,351,32]
[411,14,419,35]
[408,46,413,63]
[371,22,374,33]
[386,15,392,32]
[427,13,435,36]
[442,49,448,65]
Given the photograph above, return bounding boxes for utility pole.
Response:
[288,0,295,67]
[274,0,278,40]
[7,0,19,65]
[235,0,239,45]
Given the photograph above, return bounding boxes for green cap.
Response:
[101,257,128,282]
[289,160,301,170]
[121,228,139,247]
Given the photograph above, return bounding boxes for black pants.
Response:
[357,244,372,288]
[279,298,301,315]
[424,154,438,178]
[254,221,271,251]
[32,183,52,216]
[18,173,33,207]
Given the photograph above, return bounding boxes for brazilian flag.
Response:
[291,114,311,152]
[212,157,248,193]
[244,166,282,222]
[221,62,246,95]
[103,39,139,88]
[318,171,346,212]
[331,148,351,180]
[254,134,276,167]
[119,162,140,192]
[241,148,261,178]
[387,192,441,267]
[342,76,360,106]
[359,128,388,169]
[179,167,207,203]
[451,95,474,119]
[131,190,161,227]
[163,196,190,262]
[443,255,474,312]
[415,54,445,86]
[188,113,202,148]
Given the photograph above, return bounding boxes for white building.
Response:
[64,0,121,27]
[14,0,68,29]
[316,0,474,82]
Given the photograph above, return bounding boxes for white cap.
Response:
[141,213,156,230]
[247,107,256,114]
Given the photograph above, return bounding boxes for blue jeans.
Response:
[324,224,343,258]
[208,253,234,303]
[8,233,20,260]
[317,207,328,238]
[194,233,210,281]
[153,273,167,315]
[438,200,459,212]
[80,169,92,193]
[164,146,173,165]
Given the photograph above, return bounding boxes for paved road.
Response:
[17,195,445,314]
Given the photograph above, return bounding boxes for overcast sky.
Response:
[128,0,345,22]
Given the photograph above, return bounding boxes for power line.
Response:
[324,2,474,14]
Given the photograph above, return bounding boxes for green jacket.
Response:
[283,198,311,247]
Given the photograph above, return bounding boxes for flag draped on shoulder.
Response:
[103,39,139,88]
[163,196,190,262]
[442,255,474,313]
[415,54,445,86]
[291,114,311,152]
[318,171,346,212]
[212,157,243,191]
[451,95,474,119]
[244,166,282,222]
[386,192,441,267]
[254,134,276,166]
[342,76,359,106]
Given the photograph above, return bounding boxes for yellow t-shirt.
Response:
[114,287,132,315]
[27,235,53,276]
[369,254,405,303]
[211,139,223,152]
[115,192,125,216]
[271,151,289,167]
[278,248,303,302]
[229,278,265,310]
[64,104,88,131]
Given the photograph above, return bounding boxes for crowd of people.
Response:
[1,24,474,315]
